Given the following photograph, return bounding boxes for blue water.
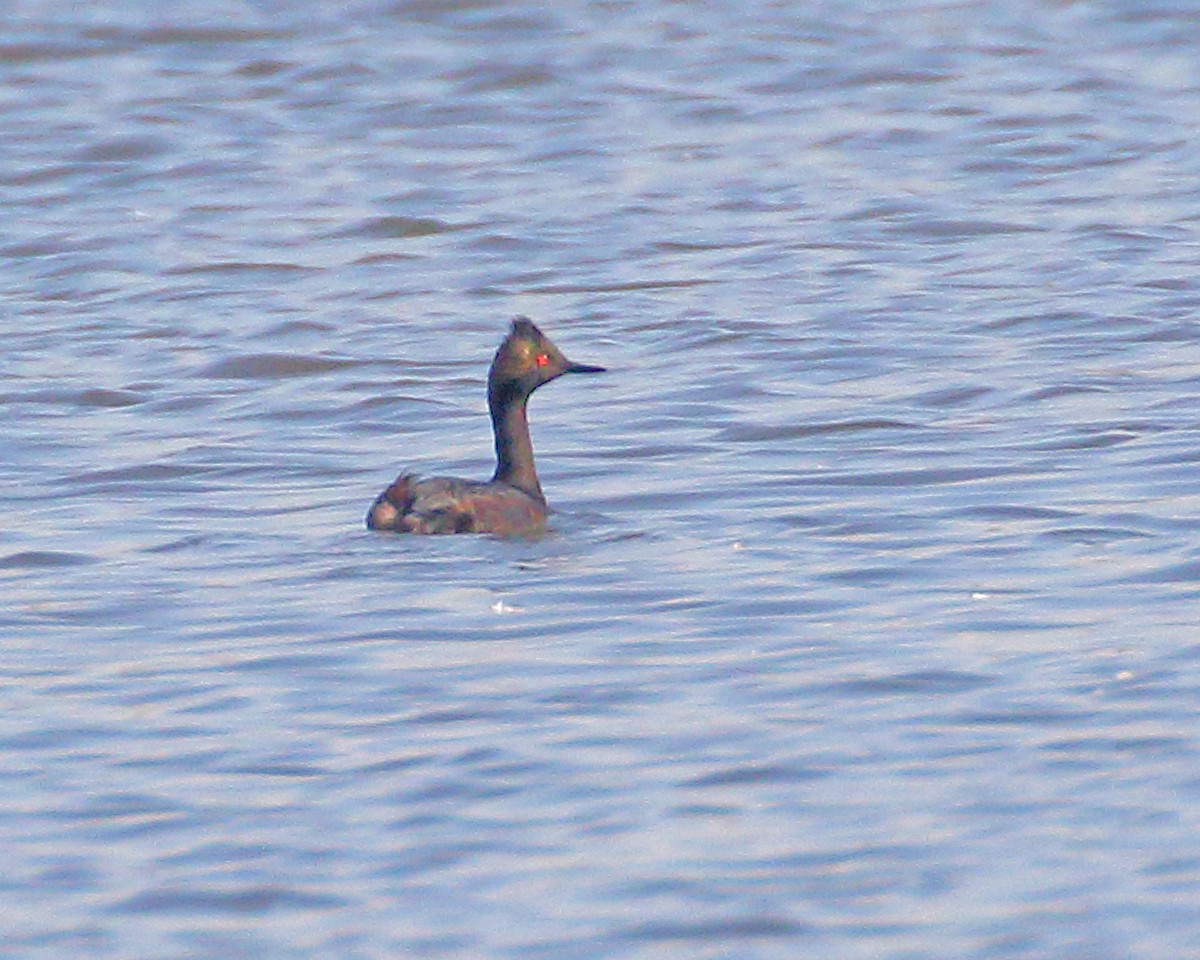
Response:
[5,2,1200,957]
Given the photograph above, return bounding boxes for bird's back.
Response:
[366,473,547,536]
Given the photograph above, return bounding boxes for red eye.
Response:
[535,353,550,367]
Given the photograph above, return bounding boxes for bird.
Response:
[366,317,605,536]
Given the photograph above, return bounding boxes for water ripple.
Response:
[198,354,361,379]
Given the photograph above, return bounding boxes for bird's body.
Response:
[366,318,604,537]
[367,474,548,536]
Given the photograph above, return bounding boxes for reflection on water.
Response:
[5,1,1200,957]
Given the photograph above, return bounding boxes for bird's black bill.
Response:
[566,361,605,374]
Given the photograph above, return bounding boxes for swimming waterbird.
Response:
[366,317,604,536]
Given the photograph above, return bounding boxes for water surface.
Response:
[4,2,1200,957]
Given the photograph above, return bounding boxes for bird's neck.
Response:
[489,386,543,500]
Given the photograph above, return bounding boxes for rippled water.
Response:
[6,1,1200,957]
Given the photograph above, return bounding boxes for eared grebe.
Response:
[366,317,605,536]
